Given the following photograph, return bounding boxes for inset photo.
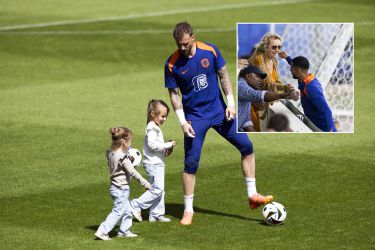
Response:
[237,23,354,133]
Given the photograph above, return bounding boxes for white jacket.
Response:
[143,121,173,165]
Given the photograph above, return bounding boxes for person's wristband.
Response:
[227,95,235,107]
[175,109,187,126]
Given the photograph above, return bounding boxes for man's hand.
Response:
[217,66,235,121]
[286,84,295,91]
[290,90,300,101]
[283,84,299,101]
[279,51,288,59]
[182,122,195,138]
[238,58,249,69]
[226,106,236,121]
[284,89,299,101]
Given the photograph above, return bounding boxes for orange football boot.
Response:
[180,211,194,225]
[249,193,273,209]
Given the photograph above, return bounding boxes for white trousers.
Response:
[98,185,132,235]
[131,163,165,219]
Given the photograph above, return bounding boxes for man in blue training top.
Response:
[164,21,273,226]
[289,56,337,132]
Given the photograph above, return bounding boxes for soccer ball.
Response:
[262,202,287,225]
[128,148,142,168]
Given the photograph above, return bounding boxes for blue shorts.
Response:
[184,111,253,174]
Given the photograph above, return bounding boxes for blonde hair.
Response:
[249,32,283,88]
[109,127,132,150]
[253,32,282,54]
[146,99,170,124]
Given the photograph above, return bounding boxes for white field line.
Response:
[0,0,313,31]
[0,22,372,36]
[355,21,375,26]
[0,28,235,36]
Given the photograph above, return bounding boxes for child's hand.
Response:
[141,179,152,190]
[165,140,176,156]
[144,182,152,190]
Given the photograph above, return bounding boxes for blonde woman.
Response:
[248,32,298,131]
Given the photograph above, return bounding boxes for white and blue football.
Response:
[128,148,142,168]
[262,202,287,225]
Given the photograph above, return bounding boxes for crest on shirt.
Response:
[201,58,209,68]
[192,74,208,92]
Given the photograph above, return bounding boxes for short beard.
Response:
[181,50,190,57]
[181,46,192,57]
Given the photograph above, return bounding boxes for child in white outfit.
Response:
[95,127,151,240]
[131,99,176,222]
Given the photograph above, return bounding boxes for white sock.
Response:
[184,194,194,212]
[245,177,257,197]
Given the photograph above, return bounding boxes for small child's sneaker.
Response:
[149,216,172,222]
[131,205,143,222]
[249,193,273,209]
[95,230,111,241]
[180,211,193,225]
[117,231,138,238]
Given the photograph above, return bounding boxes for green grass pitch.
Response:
[0,0,374,249]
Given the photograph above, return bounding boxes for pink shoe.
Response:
[249,193,273,209]
[180,211,194,225]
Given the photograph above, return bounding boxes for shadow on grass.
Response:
[165,203,262,222]
[258,221,285,227]
[86,203,261,234]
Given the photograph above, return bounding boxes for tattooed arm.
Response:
[217,65,236,121]
[168,88,195,138]
[217,65,233,96]
[168,88,183,110]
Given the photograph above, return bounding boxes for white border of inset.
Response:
[236,22,354,133]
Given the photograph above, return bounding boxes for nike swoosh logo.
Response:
[182,69,189,74]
